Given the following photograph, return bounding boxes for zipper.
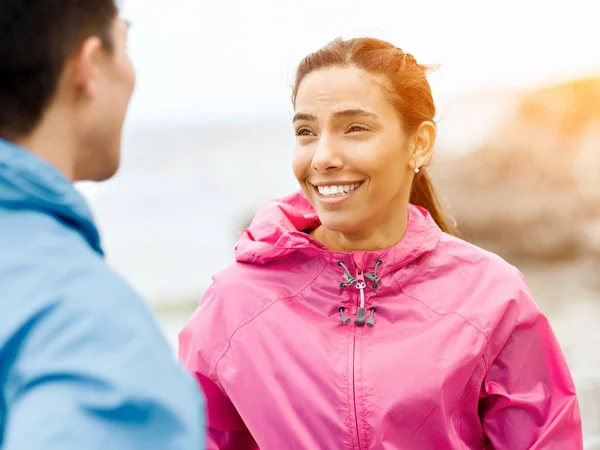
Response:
[351,331,362,450]
[339,260,382,449]
[354,270,367,326]
[352,270,366,449]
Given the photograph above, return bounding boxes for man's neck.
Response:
[15,111,77,181]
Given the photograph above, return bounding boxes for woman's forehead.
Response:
[294,67,394,116]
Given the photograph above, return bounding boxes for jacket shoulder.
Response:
[0,209,168,361]
[407,233,536,338]
[179,258,320,378]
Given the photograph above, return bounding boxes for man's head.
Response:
[0,0,135,181]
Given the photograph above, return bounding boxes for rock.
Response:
[432,77,600,261]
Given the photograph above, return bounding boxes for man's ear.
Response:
[62,36,104,99]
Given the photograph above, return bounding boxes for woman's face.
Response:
[292,66,422,239]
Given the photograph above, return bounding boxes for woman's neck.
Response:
[310,214,409,253]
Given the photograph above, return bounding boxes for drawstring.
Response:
[354,277,367,326]
[364,259,382,289]
[338,261,357,288]
[338,260,383,327]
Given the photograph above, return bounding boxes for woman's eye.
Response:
[347,125,367,133]
[295,128,314,136]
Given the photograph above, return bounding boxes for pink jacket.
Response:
[180,191,582,449]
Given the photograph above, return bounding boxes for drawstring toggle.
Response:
[339,306,351,325]
[337,260,383,328]
[366,307,376,327]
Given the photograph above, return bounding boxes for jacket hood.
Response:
[0,138,102,254]
[234,190,441,275]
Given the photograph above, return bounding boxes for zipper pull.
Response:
[338,306,351,325]
[366,307,376,328]
[354,270,366,326]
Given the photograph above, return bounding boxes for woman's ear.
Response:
[408,121,436,171]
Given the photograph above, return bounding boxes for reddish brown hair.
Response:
[292,37,455,235]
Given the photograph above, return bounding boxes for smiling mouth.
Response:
[311,182,363,198]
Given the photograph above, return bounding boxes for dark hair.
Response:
[292,37,455,235]
[0,0,118,139]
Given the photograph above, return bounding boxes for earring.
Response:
[414,167,420,174]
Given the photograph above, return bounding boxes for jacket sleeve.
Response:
[3,271,205,450]
[194,372,259,450]
[479,277,583,449]
[179,281,258,450]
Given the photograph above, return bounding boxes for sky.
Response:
[119,0,600,126]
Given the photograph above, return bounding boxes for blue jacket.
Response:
[0,139,205,449]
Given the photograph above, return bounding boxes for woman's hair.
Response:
[292,37,455,235]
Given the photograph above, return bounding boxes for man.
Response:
[0,1,205,448]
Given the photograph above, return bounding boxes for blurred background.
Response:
[77,0,600,446]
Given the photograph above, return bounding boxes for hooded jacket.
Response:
[0,139,205,449]
[180,190,582,449]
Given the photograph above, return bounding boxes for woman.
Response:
[180,37,582,449]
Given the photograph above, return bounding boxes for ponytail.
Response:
[409,169,456,235]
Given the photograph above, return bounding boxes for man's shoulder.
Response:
[0,210,163,360]
[0,232,205,450]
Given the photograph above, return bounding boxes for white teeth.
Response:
[317,183,361,197]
